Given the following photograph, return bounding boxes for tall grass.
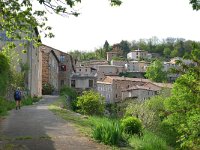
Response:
[91,117,124,146]
[0,97,15,116]
[129,130,169,150]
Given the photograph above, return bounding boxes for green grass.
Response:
[48,97,172,150]
[0,97,15,116]
[128,130,170,150]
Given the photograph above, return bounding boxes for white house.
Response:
[127,49,148,61]
[125,61,149,72]
[97,81,113,104]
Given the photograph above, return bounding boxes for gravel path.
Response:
[0,96,108,150]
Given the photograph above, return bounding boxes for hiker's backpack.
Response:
[14,90,21,100]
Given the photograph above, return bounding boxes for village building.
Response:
[76,60,109,70]
[127,49,148,61]
[97,76,172,103]
[0,29,42,97]
[96,65,125,81]
[106,51,119,62]
[39,44,75,91]
[70,65,97,91]
[110,60,127,67]
[125,61,149,72]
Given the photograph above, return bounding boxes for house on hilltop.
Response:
[97,76,172,103]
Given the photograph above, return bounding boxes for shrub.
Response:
[42,83,54,95]
[0,97,15,116]
[22,96,33,105]
[121,116,142,135]
[60,86,77,99]
[92,118,124,146]
[60,86,78,110]
[129,130,168,150]
[77,90,105,115]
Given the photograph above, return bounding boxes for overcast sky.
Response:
[38,0,200,52]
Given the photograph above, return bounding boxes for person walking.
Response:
[14,87,22,110]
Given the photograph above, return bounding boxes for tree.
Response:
[77,90,105,115]
[103,40,110,52]
[190,0,200,10]
[119,40,131,57]
[163,47,171,58]
[0,0,121,44]
[145,60,167,82]
[0,53,10,96]
[170,49,179,58]
[164,49,200,149]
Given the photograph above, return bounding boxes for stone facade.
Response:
[125,61,149,72]
[106,52,119,62]
[98,76,171,103]
[0,29,42,97]
[40,44,75,91]
[121,85,158,101]
[96,65,125,81]
[127,49,148,61]
[97,81,113,104]
[70,66,97,91]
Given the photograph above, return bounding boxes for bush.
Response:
[60,86,78,111]
[22,96,33,105]
[42,83,54,95]
[77,90,105,115]
[121,116,142,135]
[92,118,124,146]
[129,130,168,150]
[0,97,15,116]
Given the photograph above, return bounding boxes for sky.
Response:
[37,0,200,52]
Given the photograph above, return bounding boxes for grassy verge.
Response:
[0,97,15,116]
[48,97,171,150]
[0,96,42,117]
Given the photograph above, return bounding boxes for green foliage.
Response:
[163,49,200,149]
[0,97,15,116]
[76,90,105,115]
[125,101,161,131]
[60,86,78,110]
[129,130,168,150]
[145,60,167,82]
[42,83,54,95]
[60,86,77,99]
[163,47,171,57]
[92,118,124,146]
[0,53,10,96]
[164,73,200,149]
[121,116,142,135]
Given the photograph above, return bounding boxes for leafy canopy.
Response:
[145,60,167,82]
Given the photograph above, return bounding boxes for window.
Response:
[60,55,65,62]
[89,80,93,87]
[59,65,66,71]
[116,94,118,98]
[79,69,81,72]
[71,80,75,87]
[85,69,87,72]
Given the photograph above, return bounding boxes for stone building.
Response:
[127,49,148,61]
[70,66,97,91]
[97,76,171,103]
[106,52,119,62]
[96,65,125,81]
[41,49,59,91]
[0,29,42,97]
[39,44,75,91]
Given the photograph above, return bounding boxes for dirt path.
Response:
[0,96,108,150]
